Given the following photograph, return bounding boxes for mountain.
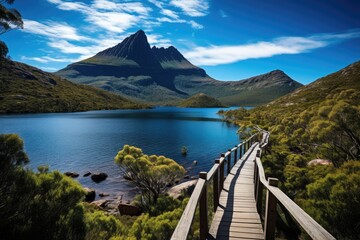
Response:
[0,58,146,113]
[56,30,303,106]
[260,60,360,114]
[179,93,227,108]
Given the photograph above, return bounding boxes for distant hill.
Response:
[179,93,227,108]
[56,30,303,106]
[255,60,360,115]
[0,59,146,113]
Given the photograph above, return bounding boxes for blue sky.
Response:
[2,0,360,84]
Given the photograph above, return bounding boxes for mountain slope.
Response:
[0,59,145,113]
[222,60,360,240]
[179,93,226,108]
[255,61,360,115]
[56,30,303,106]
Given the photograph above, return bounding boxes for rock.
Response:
[184,175,190,179]
[91,173,108,183]
[99,192,110,197]
[64,171,79,178]
[83,172,91,177]
[118,203,142,216]
[308,159,332,166]
[123,175,132,181]
[193,160,198,165]
[168,179,198,199]
[84,188,96,202]
[91,200,110,208]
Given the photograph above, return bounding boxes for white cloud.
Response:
[147,34,171,47]
[21,56,78,63]
[22,19,88,41]
[188,20,203,29]
[148,0,162,8]
[170,0,209,17]
[183,32,360,66]
[161,9,179,19]
[48,0,150,33]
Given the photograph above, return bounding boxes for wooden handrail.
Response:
[172,130,335,240]
[254,131,336,240]
[171,177,206,240]
[171,133,259,240]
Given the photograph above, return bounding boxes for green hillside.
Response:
[0,59,146,113]
[179,93,227,108]
[223,61,360,239]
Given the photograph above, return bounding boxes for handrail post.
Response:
[199,172,208,240]
[234,146,238,164]
[227,149,231,174]
[213,159,220,211]
[239,144,243,159]
[264,178,279,240]
[220,154,225,190]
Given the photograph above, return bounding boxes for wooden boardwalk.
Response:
[208,143,264,240]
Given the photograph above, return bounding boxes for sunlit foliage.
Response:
[114,145,186,209]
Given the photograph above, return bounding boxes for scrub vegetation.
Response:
[221,61,360,239]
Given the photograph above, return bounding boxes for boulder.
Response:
[99,192,110,197]
[118,203,142,216]
[168,179,198,199]
[83,172,91,177]
[91,200,110,208]
[91,173,108,183]
[308,159,332,166]
[84,187,96,202]
[64,171,79,178]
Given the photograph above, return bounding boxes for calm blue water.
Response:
[0,107,240,200]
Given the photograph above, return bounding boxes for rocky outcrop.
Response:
[118,203,142,216]
[64,172,79,178]
[91,200,110,208]
[91,173,108,183]
[84,187,96,202]
[99,192,110,197]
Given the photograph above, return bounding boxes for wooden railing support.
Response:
[227,149,231,174]
[264,178,279,240]
[234,146,238,163]
[199,172,208,240]
[220,158,225,190]
[256,179,263,217]
[213,160,220,212]
[239,144,243,159]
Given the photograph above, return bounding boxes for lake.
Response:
[0,107,240,201]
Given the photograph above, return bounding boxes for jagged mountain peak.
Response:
[55,30,303,105]
[95,29,161,68]
[152,45,186,62]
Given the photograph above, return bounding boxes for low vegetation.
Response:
[0,134,192,240]
[0,59,147,113]
[222,61,360,239]
[179,93,227,108]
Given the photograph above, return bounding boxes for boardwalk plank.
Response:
[209,143,264,240]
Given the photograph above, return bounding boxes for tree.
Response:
[0,0,23,57]
[300,161,360,238]
[114,145,185,209]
